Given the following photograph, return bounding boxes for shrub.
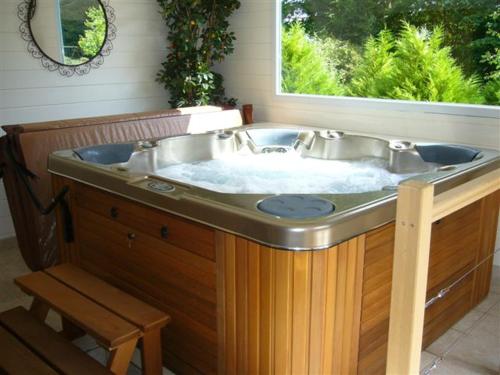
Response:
[349,23,485,104]
[316,37,362,84]
[483,78,500,104]
[282,23,345,95]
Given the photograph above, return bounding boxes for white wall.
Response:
[0,0,169,239]
[214,0,500,263]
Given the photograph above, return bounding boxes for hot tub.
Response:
[48,124,499,250]
[48,123,500,374]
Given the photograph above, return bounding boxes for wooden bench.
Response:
[0,306,112,375]
[15,264,171,375]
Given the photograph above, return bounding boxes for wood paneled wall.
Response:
[358,192,499,374]
[53,176,498,374]
[472,192,500,305]
[216,232,366,374]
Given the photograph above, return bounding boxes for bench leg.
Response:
[29,298,49,322]
[141,329,163,375]
[107,338,138,375]
[61,318,85,340]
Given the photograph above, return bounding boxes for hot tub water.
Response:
[156,151,416,194]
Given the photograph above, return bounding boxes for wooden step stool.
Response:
[0,306,112,375]
[15,264,170,375]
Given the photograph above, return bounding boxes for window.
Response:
[279,1,499,107]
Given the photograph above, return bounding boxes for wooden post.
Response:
[386,180,434,375]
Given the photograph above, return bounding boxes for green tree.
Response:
[78,6,106,58]
[399,0,498,77]
[282,0,498,80]
[60,0,101,59]
[474,10,499,104]
[282,23,345,95]
[477,10,500,81]
[349,23,484,104]
[348,30,397,97]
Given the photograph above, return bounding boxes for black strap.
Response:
[2,138,74,242]
[60,197,74,242]
[4,140,69,215]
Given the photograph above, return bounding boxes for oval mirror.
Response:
[18,0,115,75]
[29,0,107,65]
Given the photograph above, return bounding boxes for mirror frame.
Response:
[18,0,116,76]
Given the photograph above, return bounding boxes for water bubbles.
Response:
[156,152,415,194]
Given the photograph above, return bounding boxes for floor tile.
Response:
[444,330,500,373]
[471,313,500,339]
[131,347,142,367]
[87,348,148,375]
[0,295,32,313]
[421,351,438,372]
[73,335,99,352]
[427,328,465,356]
[475,292,500,313]
[452,310,486,333]
[46,309,62,332]
[130,347,176,374]
[485,300,500,318]
[127,363,142,375]
[431,357,498,375]
[490,266,500,294]
[87,347,109,365]
[0,237,18,251]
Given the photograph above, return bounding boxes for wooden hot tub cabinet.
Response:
[52,175,499,375]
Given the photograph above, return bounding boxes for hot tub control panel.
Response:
[147,180,175,193]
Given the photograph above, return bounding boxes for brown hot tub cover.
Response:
[0,106,245,270]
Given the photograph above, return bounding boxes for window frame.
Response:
[274,0,500,120]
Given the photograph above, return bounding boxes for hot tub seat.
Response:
[74,143,136,165]
[415,144,481,165]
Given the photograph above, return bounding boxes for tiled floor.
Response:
[1,236,499,374]
[421,289,500,374]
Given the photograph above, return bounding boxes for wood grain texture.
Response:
[386,180,434,375]
[0,307,111,375]
[471,190,500,306]
[15,272,140,349]
[358,193,498,375]
[0,326,58,375]
[51,176,497,374]
[46,264,170,332]
[432,169,500,222]
[69,181,218,374]
[216,232,366,375]
[75,183,215,260]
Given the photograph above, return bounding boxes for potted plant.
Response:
[157,0,240,108]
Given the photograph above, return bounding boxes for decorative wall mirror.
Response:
[18,0,116,76]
